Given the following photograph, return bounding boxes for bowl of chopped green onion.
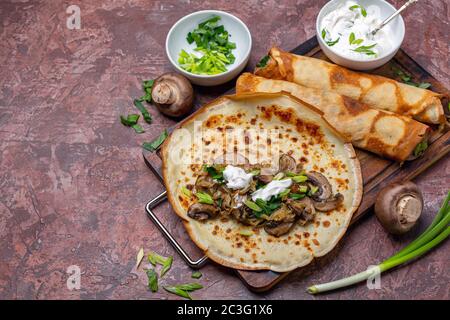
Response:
[166,10,252,86]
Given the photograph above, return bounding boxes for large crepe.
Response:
[161,92,362,272]
[255,47,445,124]
[237,73,430,162]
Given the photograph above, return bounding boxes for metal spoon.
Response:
[370,0,418,36]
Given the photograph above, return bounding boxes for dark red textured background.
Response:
[0,0,448,300]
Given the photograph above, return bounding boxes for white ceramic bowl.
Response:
[316,0,405,70]
[166,10,252,86]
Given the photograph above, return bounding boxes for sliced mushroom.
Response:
[213,186,232,211]
[311,193,344,212]
[151,73,194,117]
[267,204,296,223]
[287,197,316,225]
[231,207,262,226]
[195,174,217,193]
[264,221,295,237]
[279,154,297,172]
[187,203,219,221]
[306,171,332,201]
[258,175,273,184]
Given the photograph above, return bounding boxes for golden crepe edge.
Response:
[255,47,446,125]
[237,72,431,162]
[161,92,363,271]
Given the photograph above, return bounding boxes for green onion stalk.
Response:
[307,191,450,295]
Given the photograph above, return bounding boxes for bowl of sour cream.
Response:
[316,0,405,70]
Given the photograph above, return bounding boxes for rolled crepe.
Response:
[236,73,430,162]
[254,47,445,124]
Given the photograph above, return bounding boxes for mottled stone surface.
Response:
[0,0,448,300]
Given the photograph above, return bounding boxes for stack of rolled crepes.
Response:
[236,47,447,162]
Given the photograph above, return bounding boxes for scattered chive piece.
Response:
[142,129,168,152]
[163,283,203,300]
[148,251,169,266]
[139,80,154,103]
[181,186,192,197]
[392,67,432,89]
[164,286,192,299]
[136,248,144,269]
[321,28,327,40]
[160,256,173,277]
[146,269,158,292]
[195,192,214,204]
[120,114,140,126]
[250,169,261,176]
[132,124,145,134]
[133,99,152,124]
[413,139,428,157]
[418,82,432,89]
[191,271,203,279]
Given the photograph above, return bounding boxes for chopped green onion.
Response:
[326,38,340,47]
[146,269,158,292]
[132,124,145,134]
[164,283,203,300]
[142,129,168,152]
[309,186,319,195]
[164,286,192,300]
[120,114,140,126]
[279,188,291,198]
[191,271,202,279]
[196,192,214,204]
[181,186,192,197]
[292,175,308,183]
[244,200,262,212]
[413,139,428,157]
[289,193,306,200]
[349,32,355,45]
[133,99,152,124]
[308,192,450,295]
[139,79,154,103]
[136,248,144,269]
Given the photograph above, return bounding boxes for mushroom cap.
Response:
[151,72,194,117]
[374,181,423,235]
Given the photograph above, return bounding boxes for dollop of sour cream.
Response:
[320,1,393,59]
[251,179,292,202]
[223,165,254,190]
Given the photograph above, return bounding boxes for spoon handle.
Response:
[371,0,418,36]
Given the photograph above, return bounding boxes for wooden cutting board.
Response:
[143,36,450,292]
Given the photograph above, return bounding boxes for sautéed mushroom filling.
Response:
[187,154,344,237]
